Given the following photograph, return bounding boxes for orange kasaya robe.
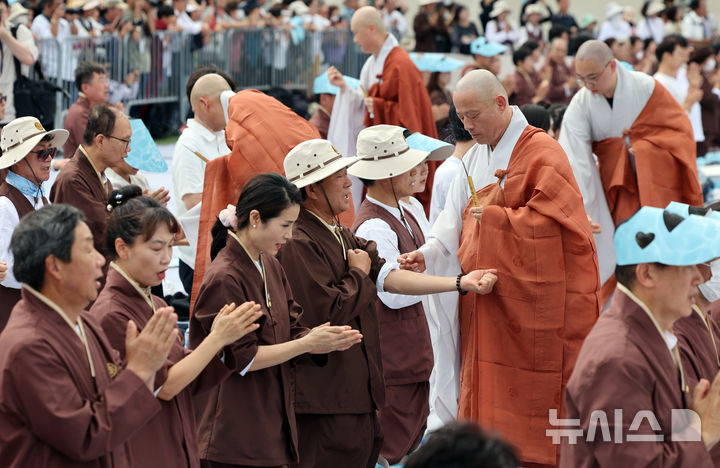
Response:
[592,79,703,227]
[191,90,355,309]
[457,126,600,466]
[364,46,439,216]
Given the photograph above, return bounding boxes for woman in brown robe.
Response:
[91,184,263,468]
[189,173,363,468]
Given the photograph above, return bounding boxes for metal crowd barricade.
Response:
[33,26,367,132]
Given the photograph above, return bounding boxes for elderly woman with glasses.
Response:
[0,116,68,332]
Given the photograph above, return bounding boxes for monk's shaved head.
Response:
[576,40,614,66]
[453,70,512,148]
[455,69,507,103]
[190,73,231,109]
[351,6,385,33]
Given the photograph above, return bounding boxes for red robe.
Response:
[364,46,439,215]
[591,80,702,226]
[457,126,600,465]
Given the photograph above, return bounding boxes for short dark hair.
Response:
[39,0,55,10]
[449,104,472,143]
[656,34,689,62]
[548,24,569,43]
[404,422,519,468]
[519,39,540,53]
[10,204,86,290]
[157,4,175,18]
[105,185,179,259]
[512,47,532,65]
[690,45,713,65]
[690,0,701,11]
[520,104,551,132]
[185,66,237,103]
[210,173,302,259]
[83,104,120,145]
[74,61,106,92]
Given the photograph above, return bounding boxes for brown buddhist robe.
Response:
[92,266,233,468]
[457,126,600,465]
[546,59,574,105]
[0,287,162,467]
[275,207,386,468]
[364,46,440,215]
[591,81,702,227]
[0,181,47,331]
[511,68,542,107]
[189,233,308,467]
[308,106,330,139]
[352,201,434,465]
[50,146,113,257]
[63,95,91,159]
[562,287,713,467]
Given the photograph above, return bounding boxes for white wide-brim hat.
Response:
[490,0,511,18]
[523,3,547,21]
[419,0,440,5]
[606,2,623,19]
[348,125,430,181]
[0,117,69,170]
[285,139,358,189]
[646,1,665,17]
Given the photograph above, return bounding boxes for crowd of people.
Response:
[1,1,720,468]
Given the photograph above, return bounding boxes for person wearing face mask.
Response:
[92,185,262,468]
[351,125,498,465]
[0,117,68,331]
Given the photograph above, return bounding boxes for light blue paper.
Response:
[405,130,452,161]
[125,119,168,173]
[409,52,465,73]
[313,71,361,95]
[614,206,720,266]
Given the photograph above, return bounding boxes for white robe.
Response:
[416,108,528,429]
[558,61,655,284]
[327,34,399,212]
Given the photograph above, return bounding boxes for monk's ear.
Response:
[44,254,64,282]
[114,237,130,260]
[496,95,508,112]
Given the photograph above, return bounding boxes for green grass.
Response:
[154,135,180,145]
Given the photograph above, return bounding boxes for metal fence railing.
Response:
[33,27,368,133]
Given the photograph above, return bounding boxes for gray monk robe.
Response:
[0,286,161,467]
[92,265,234,468]
[190,232,309,467]
[276,207,386,468]
[561,285,713,467]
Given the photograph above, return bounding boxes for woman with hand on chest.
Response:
[91,184,263,468]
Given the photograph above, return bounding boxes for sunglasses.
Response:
[0,95,6,104]
[30,147,57,161]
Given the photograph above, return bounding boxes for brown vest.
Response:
[0,181,46,332]
[352,199,434,386]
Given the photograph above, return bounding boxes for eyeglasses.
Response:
[104,134,131,150]
[0,95,6,104]
[29,147,57,161]
[576,60,611,86]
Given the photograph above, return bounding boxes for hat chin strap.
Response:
[390,179,420,250]
[317,182,342,229]
[23,158,44,202]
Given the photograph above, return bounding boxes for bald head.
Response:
[190,73,231,109]
[190,73,231,132]
[352,6,385,32]
[576,40,614,66]
[455,69,507,103]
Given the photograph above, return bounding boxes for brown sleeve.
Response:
[3,341,161,462]
[190,274,259,371]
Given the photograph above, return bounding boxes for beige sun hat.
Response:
[7,2,30,26]
[523,3,547,21]
[348,125,430,181]
[0,117,69,170]
[490,0,511,18]
[419,0,440,6]
[83,0,101,11]
[284,139,358,189]
[646,1,665,16]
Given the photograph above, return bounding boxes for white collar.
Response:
[493,106,528,158]
[374,33,398,62]
[186,118,225,142]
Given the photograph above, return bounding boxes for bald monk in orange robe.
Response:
[559,40,703,305]
[328,6,439,214]
[399,70,600,467]
[191,90,355,307]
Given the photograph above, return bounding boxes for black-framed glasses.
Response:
[104,134,130,149]
[576,60,611,86]
[0,95,6,104]
[30,147,57,161]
